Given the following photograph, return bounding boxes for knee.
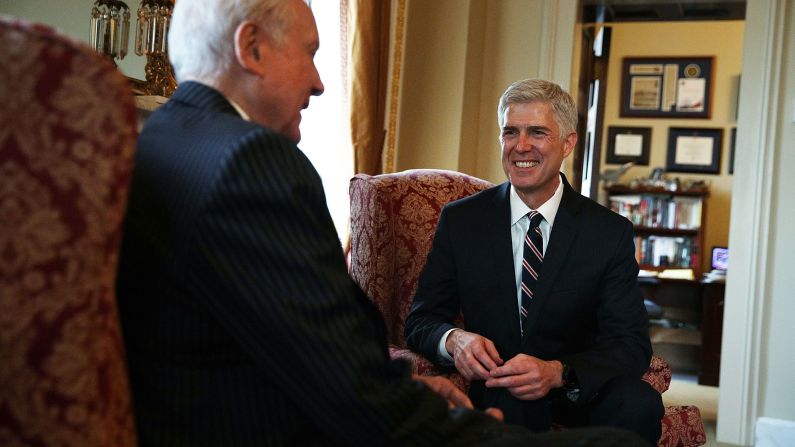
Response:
[593,377,664,444]
[607,377,664,421]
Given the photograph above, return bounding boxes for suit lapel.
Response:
[489,183,523,345]
[522,175,583,344]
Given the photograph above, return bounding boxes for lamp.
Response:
[89,0,131,63]
[89,0,176,97]
[134,0,176,96]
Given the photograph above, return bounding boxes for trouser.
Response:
[551,376,665,446]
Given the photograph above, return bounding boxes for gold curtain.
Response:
[348,0,395,175]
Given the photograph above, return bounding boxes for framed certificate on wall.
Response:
[620,56,714,119]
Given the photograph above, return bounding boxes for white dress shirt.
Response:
[437,174,565,362]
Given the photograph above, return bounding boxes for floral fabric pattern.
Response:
[0,18,137,447]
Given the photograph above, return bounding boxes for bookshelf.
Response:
[605,185,709,277]
[606,184,721,381]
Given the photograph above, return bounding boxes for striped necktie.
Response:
[520,211,544,335]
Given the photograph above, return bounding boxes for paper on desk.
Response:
[658,268,695,280]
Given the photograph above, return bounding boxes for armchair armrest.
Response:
[391,348,671,395]
[388,346,469,392]
[642,355,673,394]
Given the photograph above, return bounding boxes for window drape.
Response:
[347,0,405,175]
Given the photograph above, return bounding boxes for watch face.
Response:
[566,388,581,402]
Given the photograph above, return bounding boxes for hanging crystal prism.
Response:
[89,0,130,62]
[134,0,177,96]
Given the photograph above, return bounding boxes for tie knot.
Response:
[528,211,544,228]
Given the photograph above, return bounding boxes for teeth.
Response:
[515,161,539,168]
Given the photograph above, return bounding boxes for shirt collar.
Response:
[192,80,251,121]
[226,97,250,121]
[509,173,565,227]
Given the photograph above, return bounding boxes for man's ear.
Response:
[234,20,265,75]
[562,132,577,158]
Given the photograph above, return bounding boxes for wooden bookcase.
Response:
[605,185,709,277]
[606,184,722,380]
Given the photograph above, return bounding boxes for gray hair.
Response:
[169,0,295,84]
[497,78,578,139]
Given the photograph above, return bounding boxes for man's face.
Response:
[255,0,324,142]
[500,101,576,208]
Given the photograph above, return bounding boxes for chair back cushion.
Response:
[0,17,137,447]
[349,169,494,347]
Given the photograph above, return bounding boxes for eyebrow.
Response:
[502,125,551,132]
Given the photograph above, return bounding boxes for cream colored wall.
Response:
[600,21,744,274]
[0,0,146,79]
[395,0,574,185]
[470,0,547,184]
[395,0,473,171]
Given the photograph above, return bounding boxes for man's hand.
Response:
[412,374,504,421]
[484,354,563,400]
[445,329,503,380]
[413,374,473,410]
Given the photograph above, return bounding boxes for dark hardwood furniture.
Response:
[700,281,725,386]
[638,277,725,386]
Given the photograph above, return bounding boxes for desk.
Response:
[700,281,725,386]
[638,277,725,385]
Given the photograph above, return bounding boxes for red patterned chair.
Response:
[0,17,137,447]
[349,169,706,447]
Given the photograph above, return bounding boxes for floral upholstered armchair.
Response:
[349,169,706,447]
[0,17,137,447]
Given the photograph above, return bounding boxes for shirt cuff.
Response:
[437,328,458,364]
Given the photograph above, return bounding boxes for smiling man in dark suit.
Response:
[405,79,664,445]
[114,0,652,445]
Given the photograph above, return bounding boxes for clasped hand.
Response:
[412,374,503,421]
[446,329,563,400]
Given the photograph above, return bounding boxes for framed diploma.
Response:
[605,126,651,165]
[620,56,714,118]
[666,127,723,174]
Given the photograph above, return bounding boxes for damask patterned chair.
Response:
[0,17,137,447]
[349,169,706,447]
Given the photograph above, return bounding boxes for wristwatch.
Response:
[561,361,581,402]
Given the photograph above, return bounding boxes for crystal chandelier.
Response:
[89,0,131,63]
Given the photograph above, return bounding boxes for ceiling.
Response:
[581,0,747,22]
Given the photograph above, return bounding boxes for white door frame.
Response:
[552,1,784,444]
[717,0,785,444]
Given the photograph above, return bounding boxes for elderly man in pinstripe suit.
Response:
[116,0,648,445]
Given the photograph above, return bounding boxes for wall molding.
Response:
[538,0,576,91]
[718,0,786,444]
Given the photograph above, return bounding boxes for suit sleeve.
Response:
[181,130,513,445]
[404,207,461,367]
[565,217,652,403]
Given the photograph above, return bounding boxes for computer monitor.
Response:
[711,246,729,271]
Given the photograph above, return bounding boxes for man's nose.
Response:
[516,132,532,151]
[312,67,324,96]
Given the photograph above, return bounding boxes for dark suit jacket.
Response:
[116,82,524,446]
[404,176,652,428]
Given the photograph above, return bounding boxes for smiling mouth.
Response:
[515,161,540,168]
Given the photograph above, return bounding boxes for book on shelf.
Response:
[633,235,695,269]
[609,194,701,229]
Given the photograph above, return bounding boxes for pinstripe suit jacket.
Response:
[116,82,533,446]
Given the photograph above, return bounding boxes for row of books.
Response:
[610,194,702,229]
[634,235,697,269]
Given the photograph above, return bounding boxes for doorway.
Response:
[573,0,747,443]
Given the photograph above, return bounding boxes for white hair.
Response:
[168,0,295,84]
[497,78,578,139]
